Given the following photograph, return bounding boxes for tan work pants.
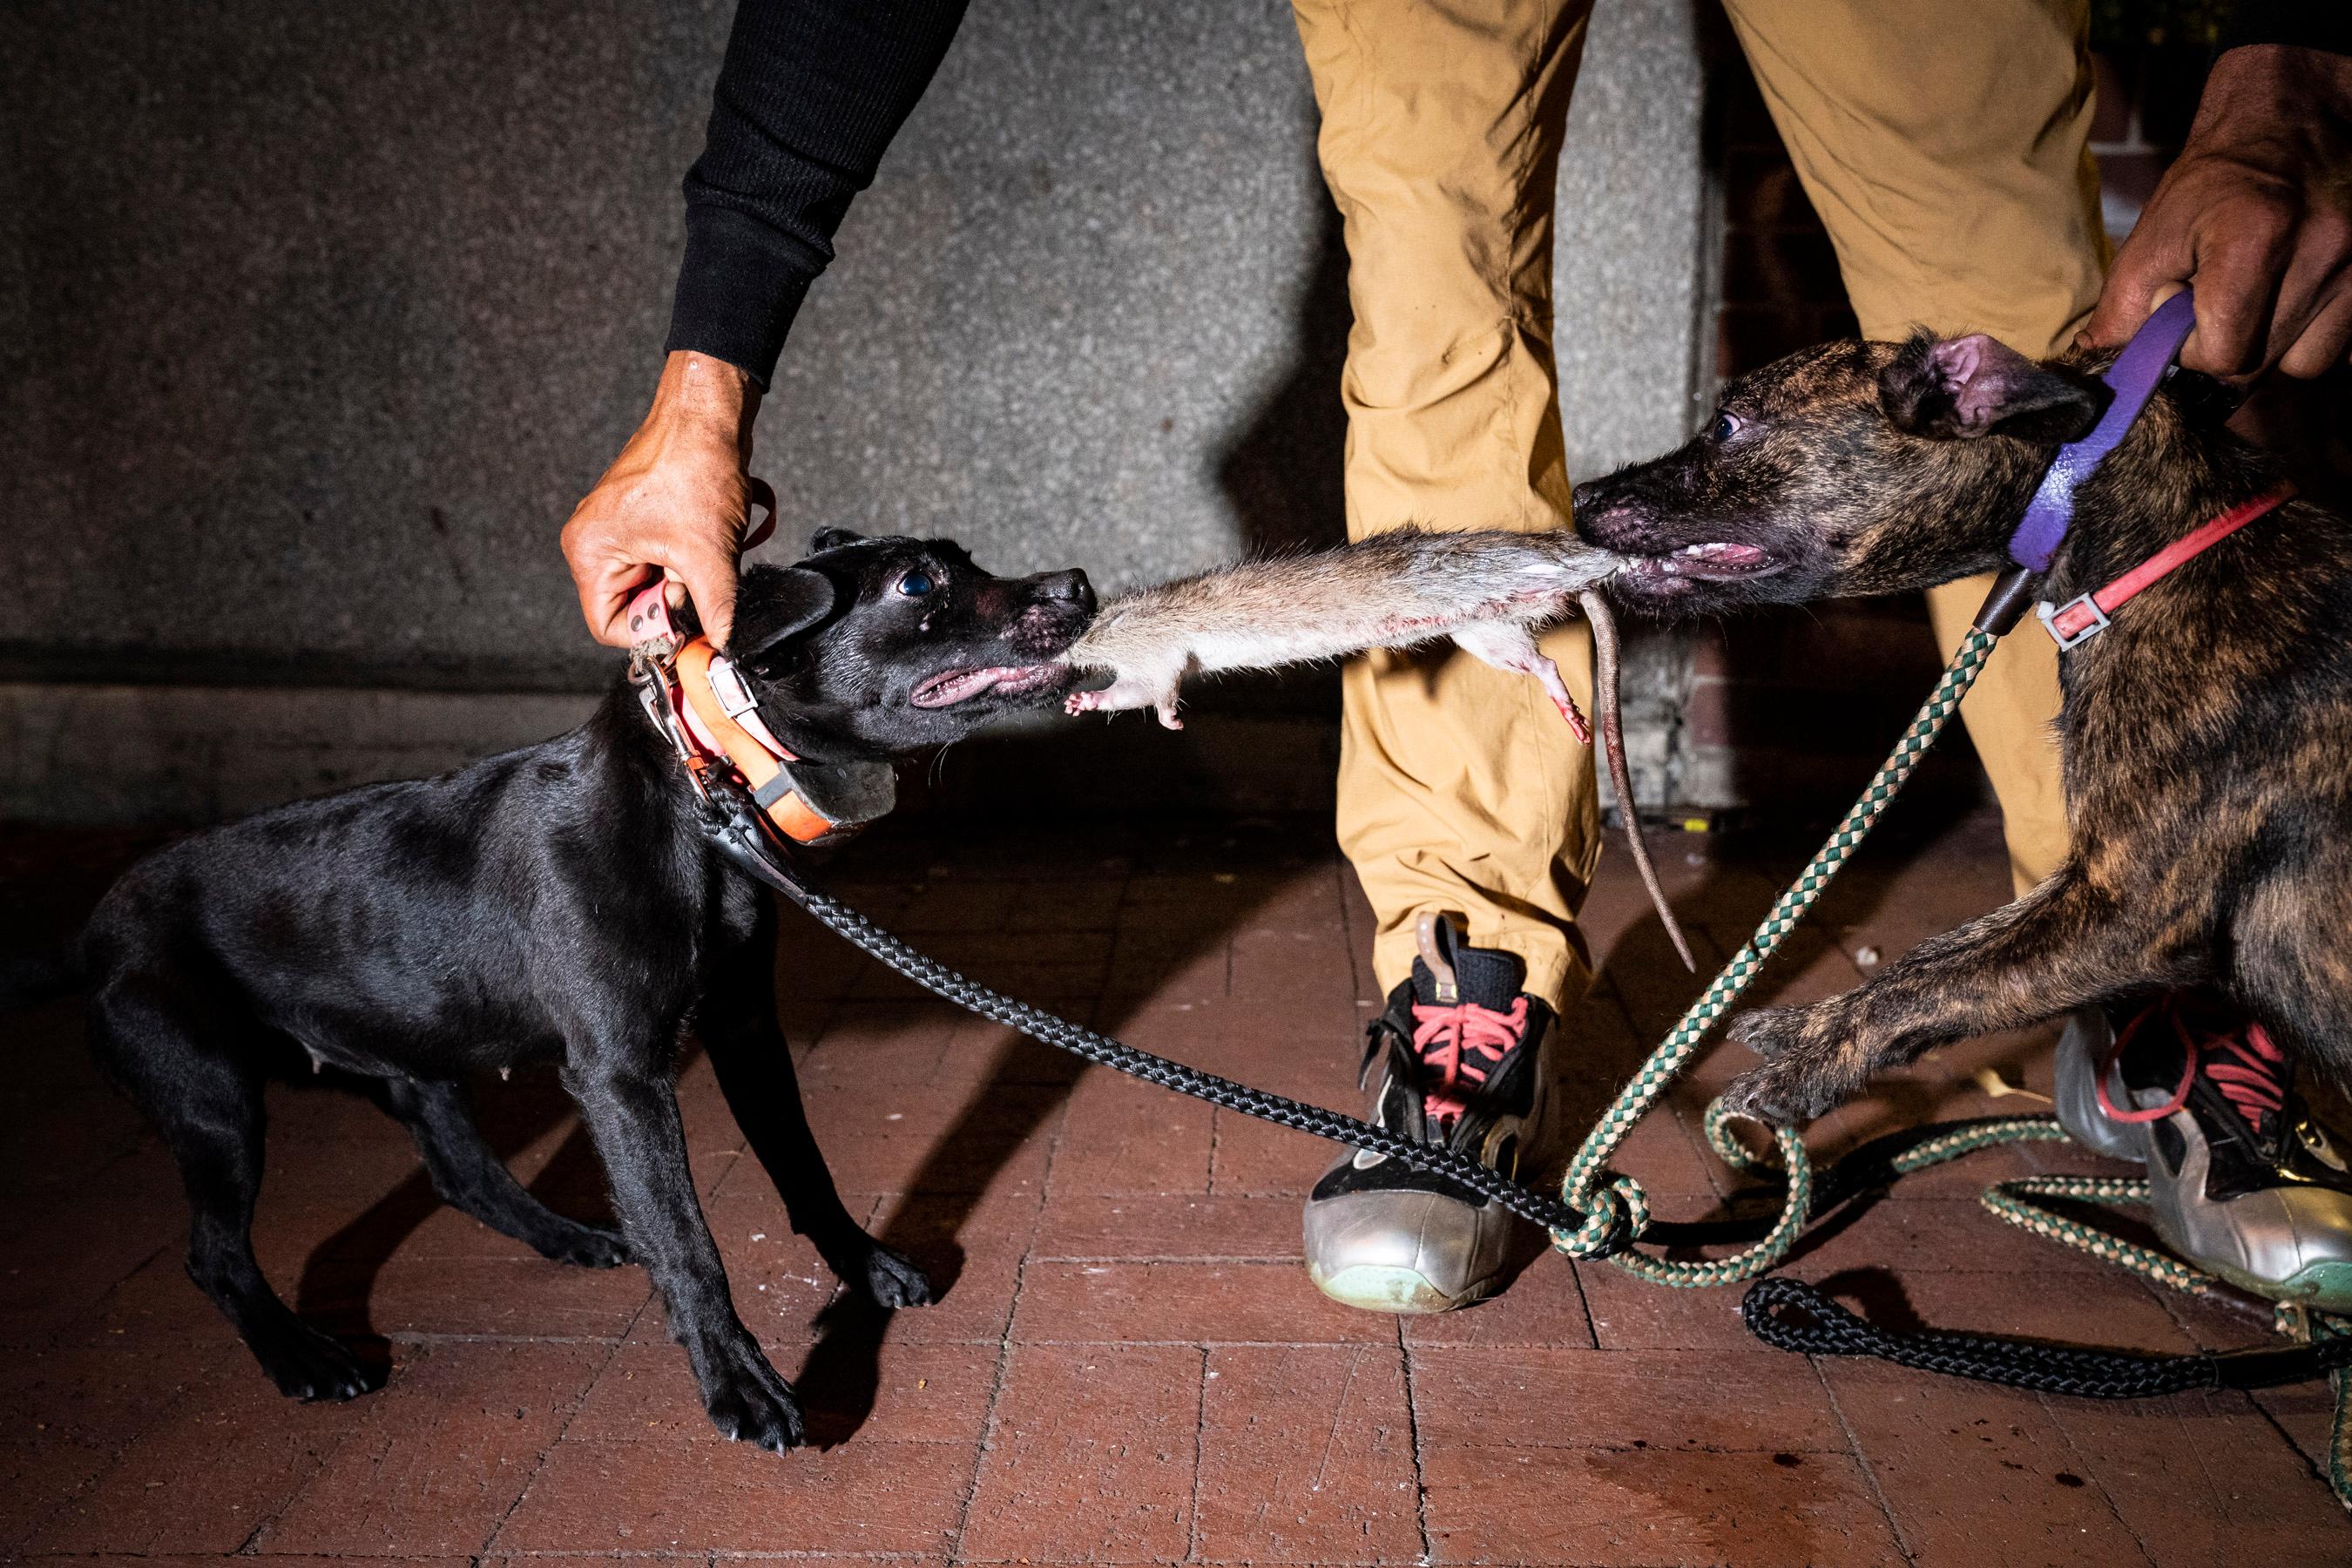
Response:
[1294,0,2104,1007]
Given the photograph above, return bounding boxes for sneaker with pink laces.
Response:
[1303,916,1555,1313]
[2054,990,2352,1311]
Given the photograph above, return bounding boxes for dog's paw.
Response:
[1722,1058,1848,1126]
[1724,1004,1810,1059]
[543,1223,630,1269]
[1721,1004,1862,1125]
[256,1321,380,1402]
[702,1340,804,1452]
[849,1241,936,1309]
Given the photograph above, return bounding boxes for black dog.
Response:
[52,527,1092,1450]
[1575,331,2352,1124]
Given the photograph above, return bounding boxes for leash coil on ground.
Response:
[1552,627,2003,1281]
[1742,1275,2352,1398]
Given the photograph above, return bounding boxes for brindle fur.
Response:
[1576,332,2352,1125]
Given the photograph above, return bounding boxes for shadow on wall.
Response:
[1216,195,1353,563]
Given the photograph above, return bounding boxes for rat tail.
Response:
[1581,589,1695,971]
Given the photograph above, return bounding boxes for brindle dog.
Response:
[1574,330,2351,1125]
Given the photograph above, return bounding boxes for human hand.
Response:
[562,351,767,650]
[2088,45,2352,379]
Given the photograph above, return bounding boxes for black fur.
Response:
[59,531,1092,1449]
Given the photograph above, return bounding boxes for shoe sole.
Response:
[2160,1249,2352,1315]
[1308,1260,1502,1315]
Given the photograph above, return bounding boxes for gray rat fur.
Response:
[1059,528,1693,969]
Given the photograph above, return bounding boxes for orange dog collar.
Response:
[627,578,891,847]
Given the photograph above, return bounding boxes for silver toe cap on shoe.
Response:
[1303,1182,1515,1315]
[2151,1116,2352,1312]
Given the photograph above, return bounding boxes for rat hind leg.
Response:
[1449,622,1589,743]
[1064,665,1188,729]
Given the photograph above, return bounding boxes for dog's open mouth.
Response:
[909,664,1066,708]
[1624,542,1782,585]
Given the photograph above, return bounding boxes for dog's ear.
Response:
[808,526,865,554]
[1879,332,2109,443]
[728,564,838,661]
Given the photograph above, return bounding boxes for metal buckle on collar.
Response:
[2037,593,2110,652]
[705,655,763,722]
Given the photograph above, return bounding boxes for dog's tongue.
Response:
[911,665,1048,708]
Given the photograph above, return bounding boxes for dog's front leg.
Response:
[565,1059,802,1450]
[697,906,934,1308]
[1723,868,2200,1125]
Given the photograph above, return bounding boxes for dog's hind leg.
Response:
[90,983,377,1401]
[695,903,934,1309]
[1723,866,2207,1125]
[367,1076,630,1268]
[2227,864,2352,1083]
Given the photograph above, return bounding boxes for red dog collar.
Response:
[2038,488,2294,651]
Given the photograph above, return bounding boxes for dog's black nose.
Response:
[1036,569,1095,613]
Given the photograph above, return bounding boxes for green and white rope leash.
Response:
[1905,1135,2347,1506]
[1549,626,2002,1281]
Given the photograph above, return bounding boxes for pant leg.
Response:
[1724,0,2104,895]
[1293,0,1600,1010]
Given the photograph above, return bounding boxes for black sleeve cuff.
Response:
[664,205,815,389]
[2220,2,2352,57]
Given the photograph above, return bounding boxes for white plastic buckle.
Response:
[2037,593,2111,652]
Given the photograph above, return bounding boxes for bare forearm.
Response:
[562,353,763,649]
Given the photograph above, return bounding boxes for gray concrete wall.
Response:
[2,0,1709,821]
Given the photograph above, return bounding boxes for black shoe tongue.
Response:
[1409,943,1525,1012]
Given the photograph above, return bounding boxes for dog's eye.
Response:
[895,571,936,598]
[1709,411,1745,443]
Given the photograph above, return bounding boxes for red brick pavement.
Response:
[2,811,2342,1565]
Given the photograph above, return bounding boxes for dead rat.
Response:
[1059,528,1693,969]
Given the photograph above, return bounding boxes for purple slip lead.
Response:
[2006,288,2199,571]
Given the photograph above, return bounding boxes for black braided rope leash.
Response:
[699,796,1607,1244]
[700,787,2352,1415]
[1743,1276,2352,1398]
